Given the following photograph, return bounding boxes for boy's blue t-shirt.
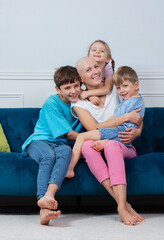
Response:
[99,95,145,147]
[22,94,84,152]
[114,94,145,129]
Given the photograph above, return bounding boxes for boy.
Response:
[66,66,145,178]
[22,66,84,225]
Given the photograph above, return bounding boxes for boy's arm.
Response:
[79,76,113,100]
[66,130,79,140]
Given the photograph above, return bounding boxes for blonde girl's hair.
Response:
[113,66,138,86]
[88,40,115,72]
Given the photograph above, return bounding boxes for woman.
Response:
[71,56,144,225]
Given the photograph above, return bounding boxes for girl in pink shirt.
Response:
[79,40,116,105]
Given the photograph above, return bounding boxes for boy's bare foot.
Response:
[66,169,75,178]
[118,206,137,225]
[37,196,58,210]
[92,140,108,151]
[126,203,145,222]
[40,209,61,225]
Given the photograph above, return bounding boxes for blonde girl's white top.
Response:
[71,86,121,123]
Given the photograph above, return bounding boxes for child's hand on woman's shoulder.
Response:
[79,90,89,100]
[79,90,101,106]
[89,96,101,106]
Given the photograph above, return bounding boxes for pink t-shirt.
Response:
[102,64,113,82]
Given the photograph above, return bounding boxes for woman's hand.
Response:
[118,127,141,144]
[127,108,143,126]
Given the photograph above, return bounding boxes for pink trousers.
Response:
[81,140,137,187]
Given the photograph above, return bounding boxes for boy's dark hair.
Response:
[54,65,81,89]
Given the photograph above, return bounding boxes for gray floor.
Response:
[0,196,164,240]
[0,211,164,240]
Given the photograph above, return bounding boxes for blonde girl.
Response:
[79,40,115,105]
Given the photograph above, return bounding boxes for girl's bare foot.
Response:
[126,203,145,222]
[66,169,75,178]
[37,196,58,210]
[92,140,109,151]
[40,209,61,225]
[118,206,137,225]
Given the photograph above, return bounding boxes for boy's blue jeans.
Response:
[26,140,72,200]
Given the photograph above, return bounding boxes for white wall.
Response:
[0,0,164,107]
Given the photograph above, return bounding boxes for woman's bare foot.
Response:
[126,203,145,222]
[40,209,61,225]
[118,205,137,225]
[37,196,58,210]
[66,169,75,178]
[92,140,109,151]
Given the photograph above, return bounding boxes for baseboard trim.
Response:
[0,71,164,81]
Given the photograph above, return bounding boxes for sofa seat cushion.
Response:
[75,160,108,195]
[0,152,38,195]
[0,152,80,196]
[63,152,164,196]
[59,152,164,196]
[125,152,164,195]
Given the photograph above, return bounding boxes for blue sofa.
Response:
[0,107,164,199]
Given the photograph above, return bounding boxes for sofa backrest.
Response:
[133,107,164,155]
[0,108,40,152]
[0,107,164,154]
